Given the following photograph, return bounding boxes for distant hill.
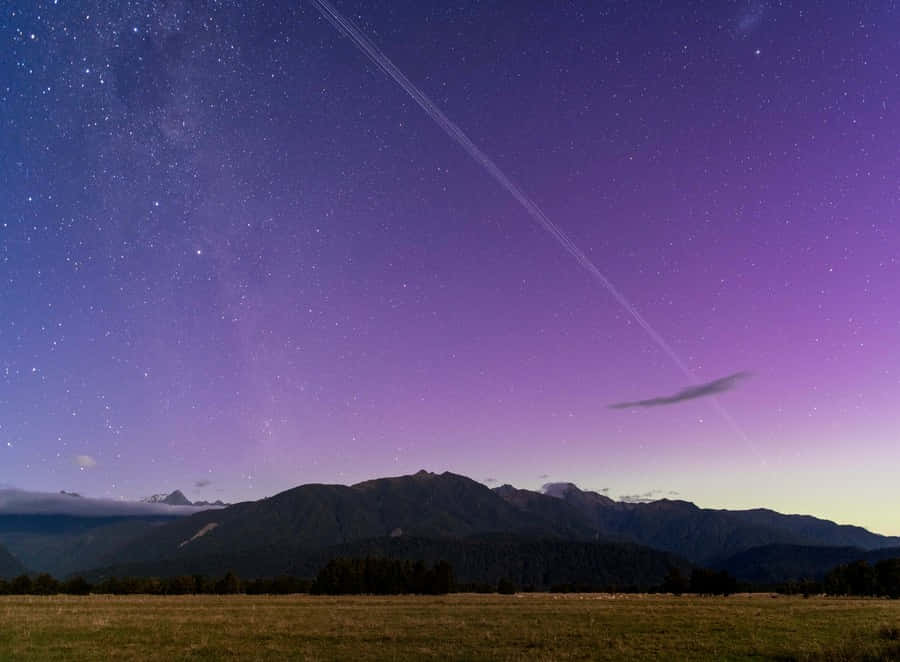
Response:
[0,488,227,576]
[714,544,900,584]
[722,508,900,551]
[0,515,179,578]
[501,482,900,564]
[0,544,27,579]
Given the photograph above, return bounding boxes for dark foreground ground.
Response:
[1,593,899,661]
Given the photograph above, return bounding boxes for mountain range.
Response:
[510,481,899,563]
[141,490,227,507]
[1,471,898,586]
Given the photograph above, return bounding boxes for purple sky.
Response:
[2,1,899,533]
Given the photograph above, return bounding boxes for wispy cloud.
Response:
[542,482,611,497]
[609,372,750,409]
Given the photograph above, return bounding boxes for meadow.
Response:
[1,593,899,661]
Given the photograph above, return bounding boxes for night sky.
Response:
[3,1,899,533]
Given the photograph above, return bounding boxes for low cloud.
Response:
[482,477,498,485]
[542,482,611,497]
[619,489,679,504]
[541,482,578,498]
[75,455,97,470]
[0,489,223,517]
[609,372,750,409]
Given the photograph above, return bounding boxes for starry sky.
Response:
[2,1,899,533]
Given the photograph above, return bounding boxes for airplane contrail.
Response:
[308,0,750,442]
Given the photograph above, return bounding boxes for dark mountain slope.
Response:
[495,483,900,564]
[312,536,693,590]
[103,471,595,570]
[715,544,900,584]
[724,509,900,550]
[0,515,178,577]
[0,544,27,578]
[87,535,693,589]
[591,499,799,563]
[495,485,801,562]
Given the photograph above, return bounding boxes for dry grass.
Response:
[1,593,899,661]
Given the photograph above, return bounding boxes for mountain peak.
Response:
[141,490,193,506]
[541,482,582,499]
[163,490,191,506]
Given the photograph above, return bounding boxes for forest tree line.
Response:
[775,559,900,598]
[3,556,900,596]
[823,559,900,597]
[0,559,457,596]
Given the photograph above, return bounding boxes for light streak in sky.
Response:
[309,0,751,444]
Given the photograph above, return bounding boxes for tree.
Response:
[846,561,875,595]
[10,574,33,595]
[428,560,454,595]
[193,575,215,594]
[689,568,737,596]
[312,558,454,595]
[216,571,242,594]
[663,566,688,596]
[876,559,900,599]
[32,573,59,595]
[497,578,516,594]
[164,575,197,595]
[826,560,876,596]
[62,577,92,595]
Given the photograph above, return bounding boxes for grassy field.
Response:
[1,593,899,661]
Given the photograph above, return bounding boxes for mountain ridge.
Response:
[91,471,900,581]
[4,470,899,583]
[141,490,228,507]
[509,481,900,562]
